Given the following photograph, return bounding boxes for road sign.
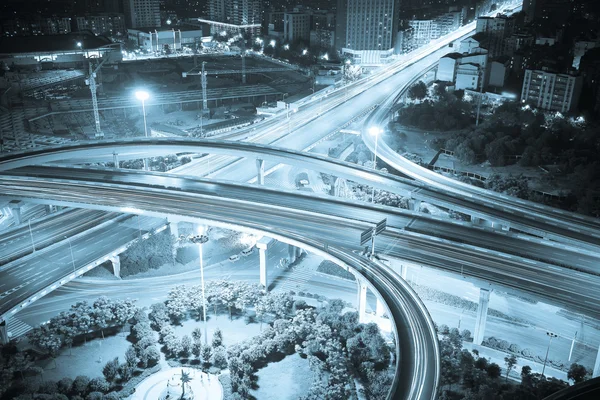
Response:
[360,227,374,246]
[375,218,387,235]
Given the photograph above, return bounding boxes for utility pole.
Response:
[475,64,484,126]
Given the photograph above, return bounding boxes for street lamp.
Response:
[368,127,382,203]
[76,42,82,48]
[28,218,36,252]
[135,90,150,170]
[542,332,559,376]
[64,236,76,272]
[187,232,209,345]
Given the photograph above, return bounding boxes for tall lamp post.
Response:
[28,218,36,252]
[135,90,150,170]
[64,236,76,272]
[368,127,382,203]
[542,332,559,376]
[189,233,209,345]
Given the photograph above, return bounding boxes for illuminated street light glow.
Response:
[269,39,276,47]
[76,42,82,48]
[135,90,149,101]
[283,44,289,50]
[302,49,308,55]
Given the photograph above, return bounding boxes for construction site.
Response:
[0,54,313,152]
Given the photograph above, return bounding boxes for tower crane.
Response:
[86,59,107,139]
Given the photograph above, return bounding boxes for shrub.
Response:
[102,358,120,382]
[87,378,110,394]
[438,324,450,335]
[316,260,356,281]
[86,392,104,400]
[71,376,91,396]
[38,381,58,395]
[508,343,521,354]
[57,378,73,395]
[460,329,472,341]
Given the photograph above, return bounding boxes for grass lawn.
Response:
[171,315,262,346]
[251,353,313,400]
[36,330,132,381]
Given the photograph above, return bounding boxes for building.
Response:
[456,63,481,90]
[573,40,598,70]
[504,33,534,56]
[437,51,487,90]
[128,26,203,52]
[488,56,511,88]
[336,0,400,65]
[283,12,310,42]
[0,31,121,69]
[204,0,261,37]
[395,27,414,54]
[75,14,126,37]
[409,20,434,49]
[475,14,515,57]
[124,0,161,29]
[438,52,462,82]
[521,68,583,112]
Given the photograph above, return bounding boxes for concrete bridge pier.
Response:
[409,199,422,212]
[376,298,385,317]
[44,205,54,214]
[256,159,265,185]
[473,288,491,345]
[593,344,600,378]
[113,152,119,168]
[0,319,8,344]
[9,200,22,225]
[256,237,273,290]
[471,216,482,225]
[288,244,297,264]
[357,279,368,323]
[110,255,121,278]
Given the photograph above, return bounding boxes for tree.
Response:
[118,363,133,382]
[567,363,588,383]
[71,375,91,397]
[143,346,161,367]
[180,370,192,399]
[87,377,110,394]
[125,346,138,369]
[504,354,517,382]
[408,81,428,101]
[487,363,501,379]
[191,327,202,344]
[201,346,212,368]
[102,358,119,383]
[57,377,73,395]
[181,335,192,358]
[212,328,223,348]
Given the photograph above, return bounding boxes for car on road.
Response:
[229,254,240,262]
[241,247,254,256]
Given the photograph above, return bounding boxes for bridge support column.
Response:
[45,205,54,214]
[0,319,8,344]
[376,298,385,317]
[473,288,490,345]
[593,344,600,378]
[400,264,408,280]
[409,199,421,212]
[168,219,180,236]
[110,256,121,278]
[9,200,22,225]
[295,246,302,258]
[256,159,265,185]
[491,221,510,231]
[259,247,268,289]
[357,279,368,323]
[113,152,119,168]
[288,244,296,264]
[471,216,481,225]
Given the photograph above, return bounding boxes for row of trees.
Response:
[436,325,590,400]
[163,281,292,324]
[27,297,137,357]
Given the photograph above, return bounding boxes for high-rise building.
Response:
[336,0,400,65]
[521,68,582,112]
[205,0,261,37]
[283,11,310,43]
[123,0,161,28]
[475,14,515,57]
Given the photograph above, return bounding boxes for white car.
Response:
[228,254,240,262]
[241,247,254,256]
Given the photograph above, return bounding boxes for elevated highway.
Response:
[2,165,599,318]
